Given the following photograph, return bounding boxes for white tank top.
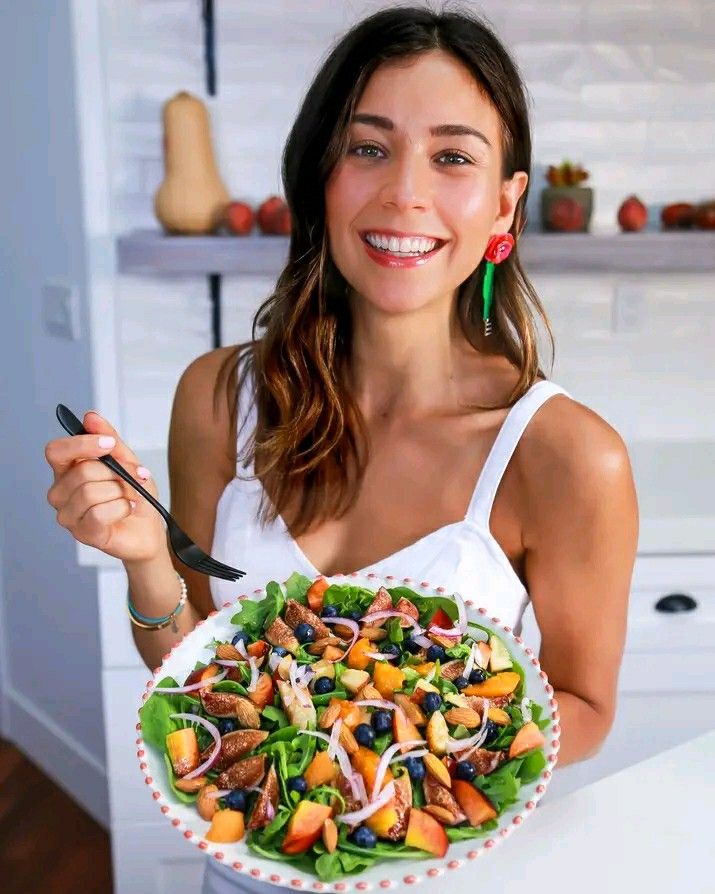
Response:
[204,370,571,892]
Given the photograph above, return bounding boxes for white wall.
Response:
[101,0,715,451]
[0,0,108,823]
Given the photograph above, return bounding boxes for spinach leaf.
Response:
[229,579,285,639]
[284,571,312,605]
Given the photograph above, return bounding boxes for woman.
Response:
[45,6,638,891]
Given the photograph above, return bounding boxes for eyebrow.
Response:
[350,113,492,149]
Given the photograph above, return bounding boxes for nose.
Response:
[379,150,431,212]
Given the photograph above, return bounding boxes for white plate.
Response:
[136,571,561,891]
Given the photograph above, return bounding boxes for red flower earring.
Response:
[482,233,515,335]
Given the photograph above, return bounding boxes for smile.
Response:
[359,233,447,269]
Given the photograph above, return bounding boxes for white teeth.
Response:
[364,232,438,254]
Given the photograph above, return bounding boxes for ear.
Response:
[491,171,529,235]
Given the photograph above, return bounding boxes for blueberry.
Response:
[218,718,239,735]
[426,644,446,663]
[455,760,476,781]
[403,756,425,782]
[231,630,250,648]
[321,604,338,618]
[403,638,421,654]
[371,710,392,735]
[354,723,375,747]
[351,826,377,848]
[453,675,468,691]
[381,643,401,658]
[294,622,315,644]
[469,667,487,684]
[347,609,363,622]
[483,719,499,744]
[314,676,335,695]
[287,775,307,795]
[272,646,288,658]
[225,789,247,811]
[423,692,442,714]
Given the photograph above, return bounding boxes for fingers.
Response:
[56,479,127,531]
[74,496,135,551]
[81,411,141,469]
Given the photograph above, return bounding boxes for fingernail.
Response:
[98,435,116,449]
[136,466,151,480]
[129,500,137,510]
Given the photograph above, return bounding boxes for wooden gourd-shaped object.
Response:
[154,91,230,234]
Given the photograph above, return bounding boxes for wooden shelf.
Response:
[116,228,715,276]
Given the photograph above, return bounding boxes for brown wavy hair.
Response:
[214,2,555,536]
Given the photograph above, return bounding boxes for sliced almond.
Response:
[488,707,511,726]
[322,817,338,854]
[423,804,459,825]
[174,775,209,793]
[307,636,342,656]
[361,627,387,642]
[216,643,244,661]
[444,707,482,729]
[423,752,452,788]
[357,682,383,701]
[197,784,219,821]
[394,693,426,727]
[319,700,343,730]
[235,696,261,729]
[339,724,358,756]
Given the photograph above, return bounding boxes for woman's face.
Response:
[325,50,527,318]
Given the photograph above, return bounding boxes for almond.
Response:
[357,683,383,701]
[339,724,358,755]
[319,700,343,730]
[197,784,219,821]
[423,804,458,825]
[216,643,244,661]
[175,775,210,793]
[488,707,511,726]
[307,636,342,656]
[234,696,261,729]
[322,818,338,853]
[423,752,452,788]
[361,627,387,642]
[444,707,482,729]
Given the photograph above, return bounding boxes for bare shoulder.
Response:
[515,391,638,545]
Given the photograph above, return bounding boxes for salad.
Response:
[138,573,551,882]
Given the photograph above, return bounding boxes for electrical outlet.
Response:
[612,282,644,334]
[42,279,81,340]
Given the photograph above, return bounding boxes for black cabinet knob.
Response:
[654,593,698,613]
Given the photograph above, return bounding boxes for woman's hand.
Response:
[45,410,167,565]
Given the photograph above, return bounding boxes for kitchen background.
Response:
[0,1,713,891]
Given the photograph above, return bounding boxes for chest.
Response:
[284,413,527,581]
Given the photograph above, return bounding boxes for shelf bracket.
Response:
[201,0,216,96]
[209,273,222,348]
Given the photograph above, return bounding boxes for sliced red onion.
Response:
[365,651,396,662]
[364,610,423,633]
[235,639,248,658]
[337,780,396,826]
[265,799,275,821]
[466,626,490,643]
[289,662,312,707]
[268,652,282,673]
[430,592,467,636]
[245,785,263,795]
[412,634,433,649]
[155,669,228,694]
[389,748,429,765]
[464,643,478,679]
[353,772,368,808]
[321,616,360,662]
[449,698,491,758]
[353,699,401,713]
[424,665,436,683]
[247,657,260,692]
[372,739,425,799]
[168,712,221,780]
[206,787,233,800]
[300,729,357,800]
[214,658,242,668]
[520,697,532,723]
[328,718,343,760]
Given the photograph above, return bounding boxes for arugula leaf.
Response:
[229,579,285,639]
[474,762,522,811]
[446,819,498,841]
[262,705,288,728]
[386,587,459,626]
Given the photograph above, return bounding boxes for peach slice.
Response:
[282,801,333,854]
[305,749,338,789]
[348,637,373,671]
[323,644,344,662]
[352,745,393,798]
[463,671,520,698]
[248,672,275,710]
[205,808,245,843]
[405,808,448,857]
[393,707,422,754]
[307,576,330,612]
[373,662,405,698]
[183,662,221,690]
[166,727,200,777]
[452,780,497,827]
[509,721,545,759]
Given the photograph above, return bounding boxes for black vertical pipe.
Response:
[202,0,216,96]
[209,273,222,348]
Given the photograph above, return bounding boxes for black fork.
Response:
[56,404,245,582]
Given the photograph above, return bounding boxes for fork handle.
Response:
[55,404,171,524]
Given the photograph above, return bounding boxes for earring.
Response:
[482,233,515,336]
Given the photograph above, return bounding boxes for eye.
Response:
[348,142,474,166]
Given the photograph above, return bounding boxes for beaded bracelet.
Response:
[127,572,187,633]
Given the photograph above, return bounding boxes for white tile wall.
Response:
[102,0,715,450]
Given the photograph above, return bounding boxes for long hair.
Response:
[214,3,555,536]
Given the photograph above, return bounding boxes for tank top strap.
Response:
[466,379,571,527]
[235,360,257,475]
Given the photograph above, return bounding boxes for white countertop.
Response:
[77,438,715,568]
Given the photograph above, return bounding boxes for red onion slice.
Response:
[206,788,232,800]
[365,651,396,662]
[364,610,423,633]
[372,739,425,799]
[168,712,221,780]
[411,634,433,649]
[246,657,260,692]
[337,780,396,826]
[321,616,360,662]
[353,772,369,808]
[353,699,401,713]
[265,799,275,821]
[268,652,282,673]
[464,643,478,679]
[448,698,491,756]
[288,662,312,707]
[328,718,343,760]
[214,659,242,668]
[300,730,356,798]
[389,748,429,765]
[235,639,248,658]
[429,591,467,636]
[154,669,228,694]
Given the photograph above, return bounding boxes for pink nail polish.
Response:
[136,466,151,480]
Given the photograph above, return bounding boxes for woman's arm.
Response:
[519,397,639,768]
